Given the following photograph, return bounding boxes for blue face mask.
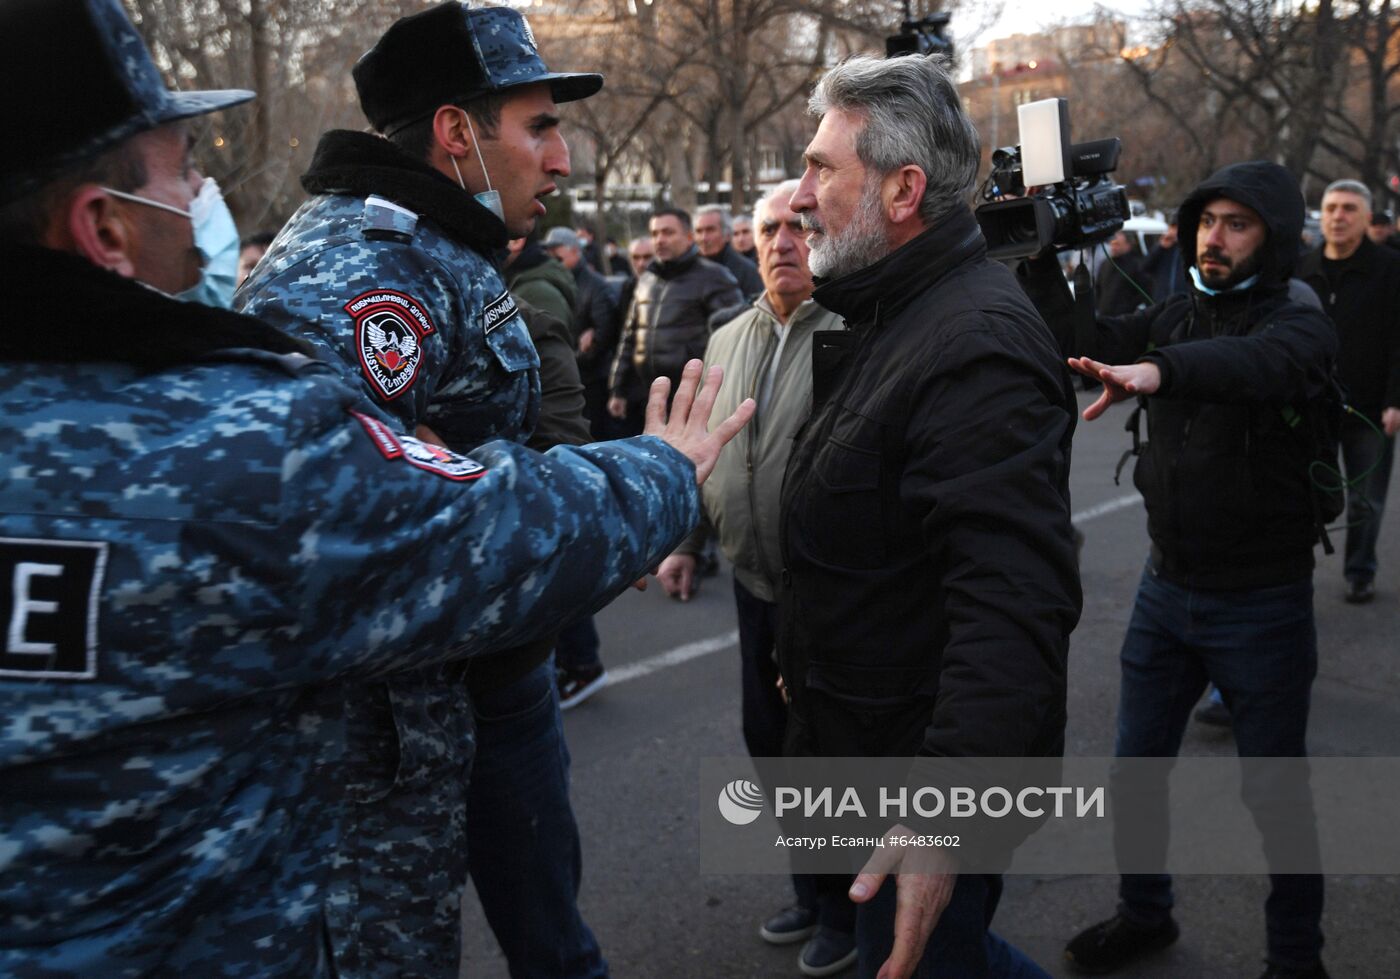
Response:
[103,177,241,309]
[451,112,506,224]
[178,178,240,309]
[1189,264,1259,296]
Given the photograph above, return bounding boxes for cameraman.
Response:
[1023,161,1334,979]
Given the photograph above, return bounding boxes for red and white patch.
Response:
[345,289,437,402]
[349,411,486,482]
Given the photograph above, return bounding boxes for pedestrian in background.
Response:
[696,203,763,298]
[1297,180,1400,606]
[609,207,743,434]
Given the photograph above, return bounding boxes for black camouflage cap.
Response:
[0,0,253,206]
[354,3,603,136]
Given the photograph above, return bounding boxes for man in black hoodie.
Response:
[1042,162,1336,979]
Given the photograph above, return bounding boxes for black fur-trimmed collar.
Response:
[300,130,508,253]
[0,245,316,370]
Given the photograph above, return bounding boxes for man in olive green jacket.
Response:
[656,180,855,977]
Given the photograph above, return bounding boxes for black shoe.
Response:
[798,927,857,977]
[1064,913,1179,974]
[557,663,608,710]
[1194,698,1231,727]
[758,905,818,945]
[1257,963,1329,979]
[1344,579,1375,604]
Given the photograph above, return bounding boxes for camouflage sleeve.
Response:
[276,375,696,684]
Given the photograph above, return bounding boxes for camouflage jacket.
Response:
[0,246,698,977]
[238,130,539,451]
[236,132,545,977]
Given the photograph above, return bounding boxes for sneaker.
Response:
[1194,698,1231,728]
[1257,963,1329,979]
[758,905,818,945]
[1064,913,1179,974]
[798,927,857,977]
[1344,579,1375,604]
[557,663,608,710]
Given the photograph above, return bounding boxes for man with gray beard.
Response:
[780,53,1082,979]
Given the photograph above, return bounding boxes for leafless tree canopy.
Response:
[122,0,1397,235]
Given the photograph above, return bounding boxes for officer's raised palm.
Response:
[646,359,753,486]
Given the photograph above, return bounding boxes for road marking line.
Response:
[609,630,740,687]
[611,494,1141,686]
[1073,492,1142,524]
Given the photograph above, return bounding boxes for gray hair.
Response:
[809,54,980,226]
[1323,179,1372,211]
[753,178,802,226]
[695,204,732,235]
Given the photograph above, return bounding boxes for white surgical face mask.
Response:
[102,178,240,309]
[1189,264,1259,296]
[452,112,504,224]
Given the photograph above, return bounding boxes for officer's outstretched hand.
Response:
[645,359,754,486]
[1068,357,1162,421]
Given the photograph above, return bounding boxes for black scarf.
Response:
[811,205,986,328]
[0,245,316,370]
[301,130,507,255]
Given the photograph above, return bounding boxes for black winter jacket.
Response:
[709,242,763,299]
[1032,160,1339,589]
[779,205,1082,763]
[609,246,743,402]
[570,261,620,384]
[1296,236,1400,421]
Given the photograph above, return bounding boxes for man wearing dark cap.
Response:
[1368,208,1399,251]
[0,0,750,976]
[237,4,617,977]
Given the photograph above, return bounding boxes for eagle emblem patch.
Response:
[345,289,437,401]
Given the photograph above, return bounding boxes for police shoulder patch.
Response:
[349,411,486,482]
[344,289,438,402]
[482,289,520,336]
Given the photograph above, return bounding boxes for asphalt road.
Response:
[461,388,1400,978]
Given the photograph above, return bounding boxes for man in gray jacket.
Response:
[657,181,856,978]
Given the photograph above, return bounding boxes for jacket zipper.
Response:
[747,324,779,587]
[644,279,672,382]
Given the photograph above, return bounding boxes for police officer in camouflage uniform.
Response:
[0,1,752,975]
[236,4,620,976]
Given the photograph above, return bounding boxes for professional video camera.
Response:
[974,98,1129,260]
[886,3,954,58]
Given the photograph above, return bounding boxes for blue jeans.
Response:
[555,615,602,672]
[855,874,1048,978]
[467,660,608,978]
[735,577,856,935]
[1113,563,1323,970]
[1341,413,1395,585]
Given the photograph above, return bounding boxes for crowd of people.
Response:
[2,1,1397,979]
